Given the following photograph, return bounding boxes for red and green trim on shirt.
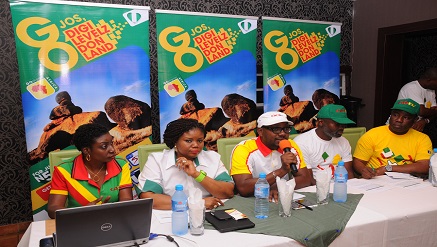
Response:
[50,154,132,208]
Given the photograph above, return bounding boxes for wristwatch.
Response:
[385,164,393,172]
[195,170,207,182]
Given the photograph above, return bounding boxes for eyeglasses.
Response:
[262,126,292,134]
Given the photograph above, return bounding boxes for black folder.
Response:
[205,209,255,233]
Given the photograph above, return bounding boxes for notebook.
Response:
[54,198,153,247]
[205,208,255,233]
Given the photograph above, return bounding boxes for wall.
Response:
[403,33,437,82]
[351,0,437,128]
[0,0,353,225]
[0,2,31,225]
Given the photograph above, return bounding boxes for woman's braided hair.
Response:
[163,118,206,149]
[73,123,109,151]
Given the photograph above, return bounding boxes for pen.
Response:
[296,201,313,211]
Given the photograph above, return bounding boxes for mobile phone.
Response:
[291,199,317,210]
[211,209,233,220]
[39,236,54,247]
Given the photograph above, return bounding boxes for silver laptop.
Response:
[54,198,153,247]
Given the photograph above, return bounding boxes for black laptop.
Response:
[54,198,153,247]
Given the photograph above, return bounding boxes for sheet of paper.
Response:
[359,183,384,191]
[348,179,388,192]
[385,172,415,179]
[403,182,431,190]
[393,179,429,189]
[153,210,172,224]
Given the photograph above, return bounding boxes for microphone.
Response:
[279,140,299,174]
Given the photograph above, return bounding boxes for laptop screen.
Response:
[55,198,153,247]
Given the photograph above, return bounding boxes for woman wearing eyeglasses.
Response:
[230,111,312,202]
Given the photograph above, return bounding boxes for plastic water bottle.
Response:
[172,184,188,235]
[429,148,437,186]
[333,161,348,202]
[254,172,269,219]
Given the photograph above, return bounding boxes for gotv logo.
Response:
[325,24,341,38]
[101,223,113,231]
[398,101,416,107]
[123,9,149,27]
[238,19,257,34]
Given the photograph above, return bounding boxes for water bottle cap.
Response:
[175,184,183,191]
[338,161,345,166]
[259,173,266,178]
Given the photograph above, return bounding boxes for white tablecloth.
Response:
[19,175,437,247]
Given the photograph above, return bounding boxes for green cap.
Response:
[391,98,420,115]
[317,104,356,125]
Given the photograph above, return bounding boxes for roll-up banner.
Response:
[9,0,151,220]
[156,10,258,151]
[262,17,342,133]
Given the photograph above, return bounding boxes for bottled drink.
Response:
[254,172,269,219]
[429,148,437,186]
[333,161,348,202]
[172,184,188,235]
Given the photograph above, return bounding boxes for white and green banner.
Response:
[156,10,258,150]
[10,0,151,219]
[262,17,342,133]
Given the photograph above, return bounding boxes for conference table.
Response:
[19,175,437,247]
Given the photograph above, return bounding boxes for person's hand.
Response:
[375,167,387,176]
[412,119,427,132]
[280,152,297,173]
[269,188,278,203]
[176,157,197,177]
[88,196,111,205]
[204,197,224,210]
[360,166,376,179]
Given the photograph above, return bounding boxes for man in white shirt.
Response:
[394,67,437,147]
[294,104,355,185]
[397,67,437,132]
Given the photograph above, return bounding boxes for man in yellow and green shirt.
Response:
[353,98,432,178]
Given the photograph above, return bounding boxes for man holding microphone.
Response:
[230,111,311,201]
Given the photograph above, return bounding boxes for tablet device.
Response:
[210,209,233,220]
[205,208,255,233]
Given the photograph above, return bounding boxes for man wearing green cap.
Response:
[353,98,432,179]
[294,104,356,185]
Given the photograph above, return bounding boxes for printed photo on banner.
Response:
[157,10,258,151]
[10,0,151,219]
[262,17,342,133]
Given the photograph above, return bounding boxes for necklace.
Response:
[84,164,105,182]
